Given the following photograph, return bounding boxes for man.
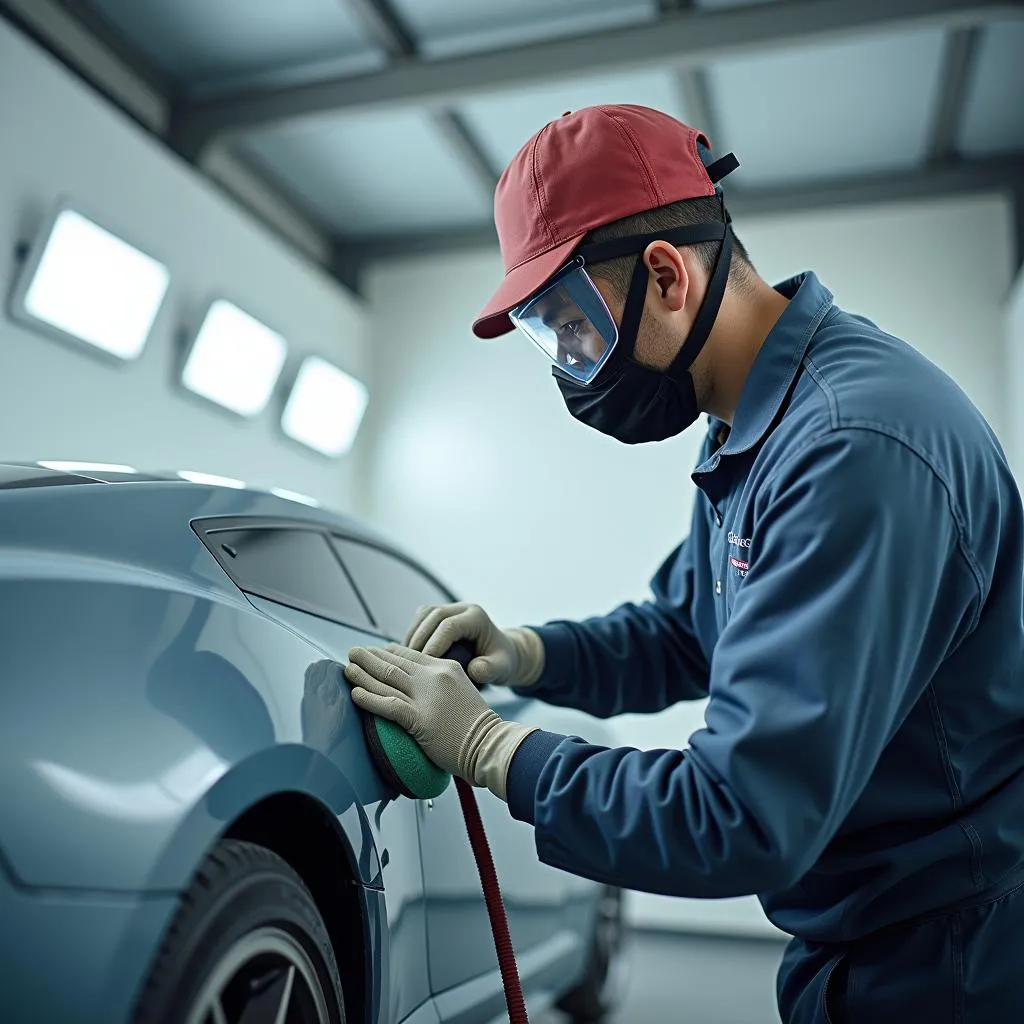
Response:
[343,105,1024,1022]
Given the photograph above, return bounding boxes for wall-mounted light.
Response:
[281,356,368,457]
[181,300,287,416]
[10,206,170,361]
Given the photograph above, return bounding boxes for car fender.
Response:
[0,573,387,891]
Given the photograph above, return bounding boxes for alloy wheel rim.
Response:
[184,925,331,1024]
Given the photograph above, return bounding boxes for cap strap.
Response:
[705,153,740,184]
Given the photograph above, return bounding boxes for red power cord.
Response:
[455,776,530,1024]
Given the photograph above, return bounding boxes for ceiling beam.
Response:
[428,109,500,194]
[341,155,1024,264]
[661,0,724,151]
[344,0,417,57]
[338,0,499,196]
[0,0,359,296]
[172,0,1019,154]
[0,0,168,132]
[928,25,984,162]
[676,66,722,150]
[1013,183,1024,277]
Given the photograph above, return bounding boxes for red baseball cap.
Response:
[472,104,717,340]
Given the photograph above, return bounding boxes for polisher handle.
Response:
[444,638,477,675]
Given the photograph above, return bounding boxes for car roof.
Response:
[0,461,392,549]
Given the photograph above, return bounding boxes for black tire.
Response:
[134,839,346,1024]
[556,886,627,1023]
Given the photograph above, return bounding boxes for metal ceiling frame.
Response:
[341,0,499,198]
[661,0,725,152]
[169,0,1020,153]
[345,154,1024,261]
[0,0,344,281]
[2,0,1022,291]
[928,25,984,161]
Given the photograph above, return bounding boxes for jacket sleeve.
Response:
[505,430,982,897]
[515,533,712,718]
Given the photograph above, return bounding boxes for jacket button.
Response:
[716,580,722,595]
[715,512,723,527]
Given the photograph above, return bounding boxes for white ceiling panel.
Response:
[459,69,690,176]
[84,0,382,94]
[391,0,660,59]
[241,112,493,236]
[708,27,947,187]
[959,22,1024,157]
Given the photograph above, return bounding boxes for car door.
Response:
[330,537,579,1022]
[192,519,433,1024]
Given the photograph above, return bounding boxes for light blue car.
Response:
[0,462,625,1024]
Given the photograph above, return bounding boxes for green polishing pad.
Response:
[362,713,451,800]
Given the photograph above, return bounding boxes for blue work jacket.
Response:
[506,272,1024,949]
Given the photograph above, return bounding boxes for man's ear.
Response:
[643,240,688,313]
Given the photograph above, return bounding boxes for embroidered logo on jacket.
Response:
[728,531,751,577]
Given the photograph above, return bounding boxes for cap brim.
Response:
[472,233,586,339]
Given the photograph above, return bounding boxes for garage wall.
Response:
[1006,267,1024,482]
[361,192,1015,937]
[0,19,367,511]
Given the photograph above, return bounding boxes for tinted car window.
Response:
[207,527,373,630]
[332,538,451,640]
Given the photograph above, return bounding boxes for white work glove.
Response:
[403,602,545,689]
[344,644,537,800]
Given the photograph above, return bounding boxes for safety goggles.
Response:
[508,256,618,385]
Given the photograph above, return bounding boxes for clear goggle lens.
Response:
[509,259,618,384]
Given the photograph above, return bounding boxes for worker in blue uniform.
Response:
[343,105,1024,1023]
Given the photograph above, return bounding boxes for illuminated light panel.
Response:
[281,356,368,457]
[18,209,169,360]
[182,300,287,416]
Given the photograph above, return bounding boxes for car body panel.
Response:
[0,465,615,1024]
[0,856,181,1024]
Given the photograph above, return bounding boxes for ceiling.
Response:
[4,0,1023,295]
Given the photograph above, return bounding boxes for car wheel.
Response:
[134,839,345,1024]
[556,886,628,1022]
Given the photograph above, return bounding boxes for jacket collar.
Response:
[697,271,834,471]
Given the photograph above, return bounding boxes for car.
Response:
[0,461,626,1024]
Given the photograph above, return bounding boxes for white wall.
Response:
[362,193,1015,937]
[0,20,367,511]
[1006,267,1024,482]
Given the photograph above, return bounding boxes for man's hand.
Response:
[403,602,545,688]
[344,644,537,800]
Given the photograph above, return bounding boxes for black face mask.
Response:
[554,154,738,444]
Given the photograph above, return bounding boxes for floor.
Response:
[540,930,787,1024]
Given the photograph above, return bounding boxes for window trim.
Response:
[329,534,457,640]
[191,515,456,639]
[192,516,374,632]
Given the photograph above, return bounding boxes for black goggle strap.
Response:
[575,223,726,266]
[665,184,733,383]
[576,223,728,366]
[665,225,732,383]
[575,219,731,379]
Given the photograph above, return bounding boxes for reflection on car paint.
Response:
[0,473,616,1024]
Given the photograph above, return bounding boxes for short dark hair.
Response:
[581,194,755,300]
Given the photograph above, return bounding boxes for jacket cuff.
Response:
[505,729,566,824]
[510,623,575,696]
